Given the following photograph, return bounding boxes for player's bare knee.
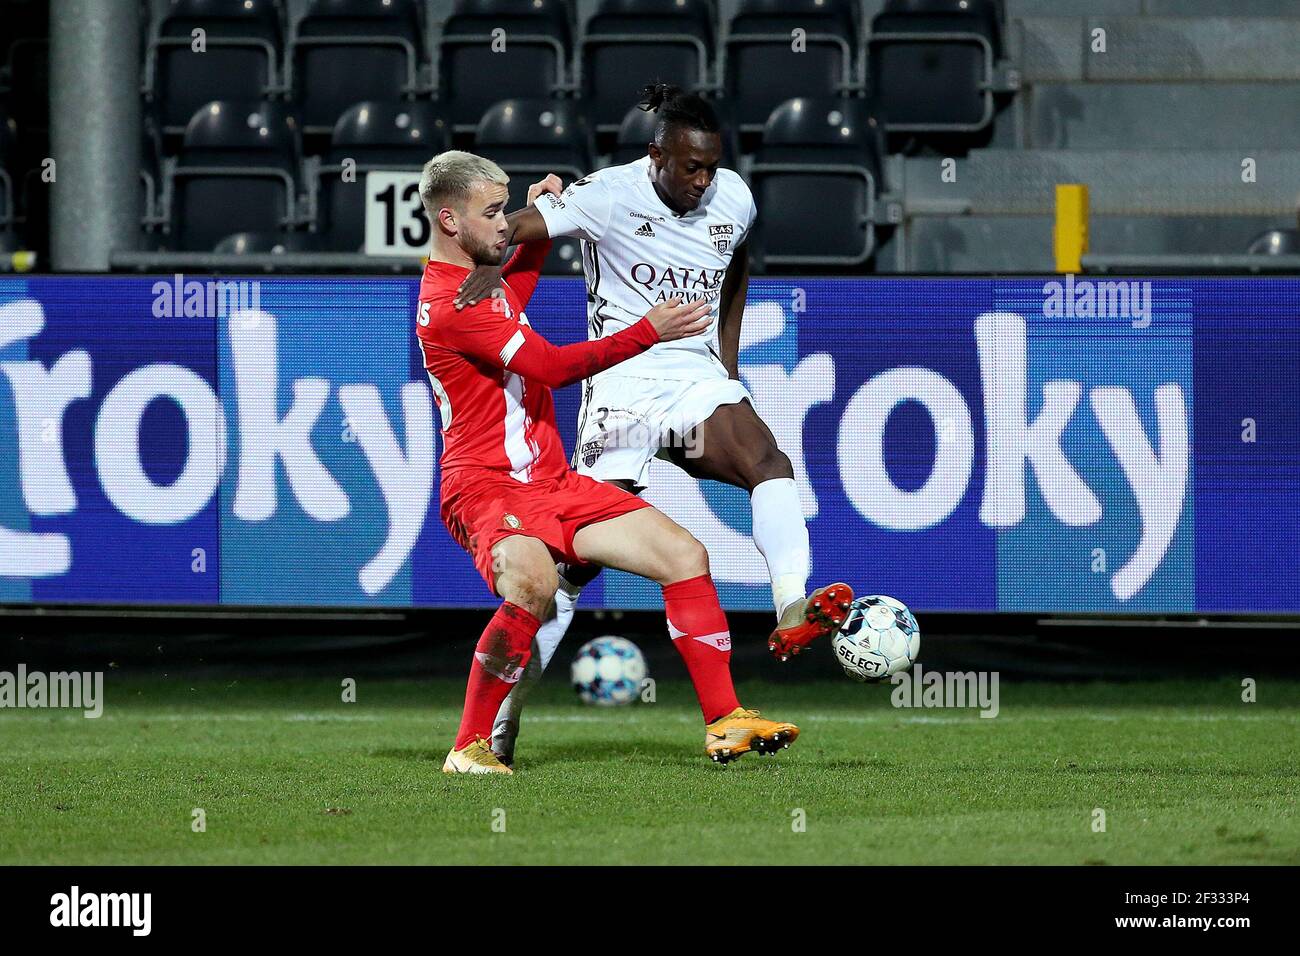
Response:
[494,551,558,618]
[498,570,557,619]
[665,529,709,581]
[751,447,794,487]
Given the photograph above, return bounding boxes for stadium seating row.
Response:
[136,0,1009,140]
[124,95,884,269]
[5,87,1296,270]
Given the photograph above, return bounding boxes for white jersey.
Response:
[534,156,757,380]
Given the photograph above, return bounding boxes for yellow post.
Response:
[1054,184,1089,274]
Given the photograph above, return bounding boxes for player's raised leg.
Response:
[444,534,557,775]
[571,505,799,763]
[667,399,853,660]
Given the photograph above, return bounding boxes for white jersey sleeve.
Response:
[736,176,758,247]
[534,174,613,243]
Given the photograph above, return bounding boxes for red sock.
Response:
[663,574,741,723]
[453,602,538,750]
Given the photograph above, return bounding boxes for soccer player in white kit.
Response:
[454,84,853,765]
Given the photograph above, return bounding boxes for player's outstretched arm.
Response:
[717,243,750,381]
[450,297,710,390]
[506,298,711,389]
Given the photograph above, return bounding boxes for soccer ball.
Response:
[831,595,920,683]
[570,636,648,706]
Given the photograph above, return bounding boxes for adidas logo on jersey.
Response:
[633,222,656,238]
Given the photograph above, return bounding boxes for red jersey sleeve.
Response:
[447,300,661,390]
[500,239,551,309]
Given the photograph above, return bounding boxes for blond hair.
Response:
[419,150,509,220]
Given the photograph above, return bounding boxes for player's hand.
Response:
[645,298,711,342]
[527,174,563,206]
[455,266,504,310]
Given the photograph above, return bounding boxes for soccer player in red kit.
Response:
[416,151,801,773]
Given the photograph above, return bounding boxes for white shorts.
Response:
[571,369,752,489]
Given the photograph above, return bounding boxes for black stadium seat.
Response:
[313,101,450,251]
[0,105,16,246]
[723,0,859,131]
[214,231,322,254]
[439,0,571,132]
[475,98,592,170]
[14,121,49,256]
[329,100,450,165]
[1247,229,1300,257]
[749,97,885,268]
[167,101,301,251]
[475,99,590,275]
[610,97,739,169]
[0,0,50,131]
[868,0,1003,131]
[1,0,47,251]
[140,117,167,236]
[579,0,714,133]
[289,0,427,134]
[145,0,283,135]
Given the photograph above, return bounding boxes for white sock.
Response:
[535,575,581,671]
[492,573,582,739]
[750,477,810,618]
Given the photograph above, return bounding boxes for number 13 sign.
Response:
[364,171,431,257]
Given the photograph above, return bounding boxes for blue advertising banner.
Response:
[0,276,1296,612]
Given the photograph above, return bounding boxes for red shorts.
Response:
[440,468,651,593]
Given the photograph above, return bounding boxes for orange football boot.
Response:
[704,708,801,764]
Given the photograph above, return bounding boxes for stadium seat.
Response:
[12,119,49,255]
[312,101,450,251]
[166,101,301,251]
[288,0,427,134]
[748,97,885,268]
[140,118,166,234]
[145,0,283,136]
[610,97,740,168]
[867,0,1004,132]
[328,100,451,164]
[214,230,322,254]
[579,0,715,133]
[438,0,571,132]
[1,0,49,132]
[474,98,592,170]
[723,0,860,131]
[0,105,15,242]
[475,99,590,274]
[1248,229,1300,256]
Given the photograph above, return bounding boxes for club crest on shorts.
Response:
[709,224,734,254]
[503,513,522,530]
[579,437,605,468]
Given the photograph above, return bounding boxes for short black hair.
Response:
[637,82,721,146]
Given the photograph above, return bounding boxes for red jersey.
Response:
[416,241,661,484]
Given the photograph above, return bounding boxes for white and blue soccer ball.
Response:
[570,636,648,706]
[831,595,920,683]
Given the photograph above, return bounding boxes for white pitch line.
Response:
[5,710,1297,726]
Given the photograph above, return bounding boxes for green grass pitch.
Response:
[1,676,1296,865]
